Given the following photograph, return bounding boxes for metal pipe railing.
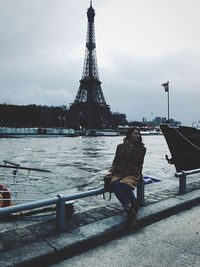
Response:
[175,168,200,194]
[0,184,145,232]
[0,196,58,215]
[0,188,105,231]
[62,187,104,201]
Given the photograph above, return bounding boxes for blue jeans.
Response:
[111,180,136,208]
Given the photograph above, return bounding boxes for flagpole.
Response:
[167,81,169,122]
[161,81,170,123]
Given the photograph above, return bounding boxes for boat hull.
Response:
[160,124,200,172]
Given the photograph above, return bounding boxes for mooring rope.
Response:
[174,128,200,151]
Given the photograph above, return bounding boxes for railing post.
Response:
[137,179,145,206]
[65,201,74,221]
[179,172,187,194]
[56,195,66,231]
[13,169,18,201]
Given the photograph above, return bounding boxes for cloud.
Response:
[101,49,200,124]
[0,0,200,126]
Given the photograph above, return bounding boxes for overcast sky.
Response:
[0,0,200,126]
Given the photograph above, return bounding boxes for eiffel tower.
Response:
[69,1,111,129]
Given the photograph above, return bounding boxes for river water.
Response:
[0,135,179,212]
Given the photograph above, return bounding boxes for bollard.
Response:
[56,195,66,231]
[137,179,145,206]
[179,172,186,194]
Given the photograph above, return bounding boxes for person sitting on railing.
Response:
[0,184,14,208]
[104,128,146,229]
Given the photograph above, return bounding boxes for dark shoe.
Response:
[131,200,138,215]
[126,207,136,229]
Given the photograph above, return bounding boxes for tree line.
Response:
[0,104,127,129]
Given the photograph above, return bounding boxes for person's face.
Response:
[130,129,140,142]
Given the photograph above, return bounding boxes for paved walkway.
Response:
[0,179,200,267]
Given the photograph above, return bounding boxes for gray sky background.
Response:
[0,0,200,126]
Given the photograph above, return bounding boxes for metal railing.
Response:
[2,163,200,232]
[0,188,104,231]
[0,159,145,232]
[0,181,145,232]
[1,161,52,204]
[175,168,200,194]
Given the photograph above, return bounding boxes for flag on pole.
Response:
[161,82,169,92]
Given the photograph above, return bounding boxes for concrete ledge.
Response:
[0,240,55,267]
[1,189,200,267]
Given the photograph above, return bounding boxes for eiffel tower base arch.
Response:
[69,102,111,129]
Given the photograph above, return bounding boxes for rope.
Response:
[30,182,53,198]
[174,128,200,151]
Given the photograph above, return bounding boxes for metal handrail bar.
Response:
[1,198,46,202]
[63,188,104,201]
[0,188,104,204]
[0,185,145,231]
[0,164,51,172]
[0,197,58,216]
[0,190,48,194]
[0,187,105,231]
[3,160,20,167]
[175,168,200,177]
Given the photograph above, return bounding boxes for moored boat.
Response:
[160,123,200,172]
[140,130,162,136]
[86,129,120,136]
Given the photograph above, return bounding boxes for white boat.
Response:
[140,131,151,135]
[86,129,120,136]
[140,130,162,136]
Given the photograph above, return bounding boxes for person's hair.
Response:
[125,127,143,145]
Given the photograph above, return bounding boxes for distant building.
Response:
[152,116,181,126]
[162,117,167,123]
[174,121,181,126]
[154,117,162,125]
[169,119,175,125]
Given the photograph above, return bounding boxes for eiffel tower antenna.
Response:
[70,2,110,129]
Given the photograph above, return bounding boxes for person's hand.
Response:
[105,171,112,177]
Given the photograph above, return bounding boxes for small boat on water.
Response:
[140,130,162,136]
[0,127,76,138]
[160,123,200,172]
[86,129,120,136]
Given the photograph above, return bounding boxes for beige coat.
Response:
[109,141,146,190]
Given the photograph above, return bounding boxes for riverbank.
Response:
[0,175,200,267]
